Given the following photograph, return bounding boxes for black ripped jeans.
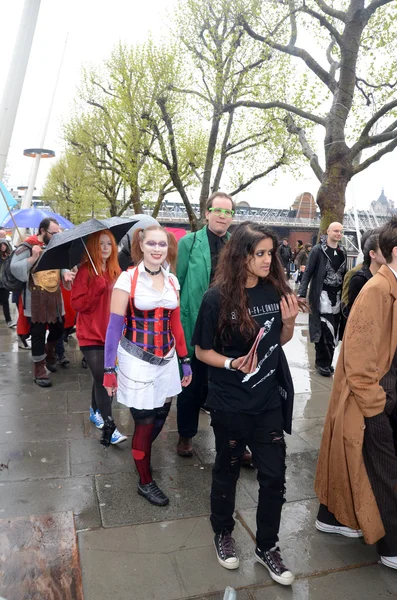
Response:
[210,405,286,550]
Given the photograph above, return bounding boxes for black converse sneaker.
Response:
[214,531,239,570]
[255,546,294,585]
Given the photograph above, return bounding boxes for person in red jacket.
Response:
[71,230,127,446]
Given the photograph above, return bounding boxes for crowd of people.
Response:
[1,196,397,585]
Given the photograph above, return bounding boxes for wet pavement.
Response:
[0,313,396,599]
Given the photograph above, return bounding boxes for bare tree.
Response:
[229,0,397,230]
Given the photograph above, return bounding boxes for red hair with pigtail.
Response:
[83,229,121,282]
[131,225,178,273]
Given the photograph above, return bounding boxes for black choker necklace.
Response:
[144,265,162,276]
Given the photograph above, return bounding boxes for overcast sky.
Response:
[0,0,395,211]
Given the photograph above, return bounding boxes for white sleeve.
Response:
[113,270,132,294]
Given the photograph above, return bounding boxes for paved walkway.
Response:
[0,314,396,599]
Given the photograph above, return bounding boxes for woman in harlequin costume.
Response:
[103,225,192,506]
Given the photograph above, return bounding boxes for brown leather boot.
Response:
[177,436,193,457]
[45,341,57,373]
[33,360,52,387]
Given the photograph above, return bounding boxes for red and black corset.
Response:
[124,303,175,358]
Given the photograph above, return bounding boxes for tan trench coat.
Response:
[315,265,397,544]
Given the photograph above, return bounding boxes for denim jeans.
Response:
[210,405,286,550]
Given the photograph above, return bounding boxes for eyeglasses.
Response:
[45,230,58,236]
[144,240,168,248]
[208,207,234,218]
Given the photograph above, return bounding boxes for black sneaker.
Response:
[137,481,169,506]
[255,546,294,585]
[315,365,331,377]
[214,531,239,570]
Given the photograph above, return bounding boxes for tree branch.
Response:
[168,84,211,105]
[301,5,343,47]
[359,98,397,138]
[285,113,324,182]
[230,152,286,196]
[226,137,270,157]
[224,100,326,127]
[366,129,397,147]
[242,20,336,92]
[90,79,120,100]
[366,0,396,18]
[353,137,397,175]
[326,38,340,79]
[313,0,346,22]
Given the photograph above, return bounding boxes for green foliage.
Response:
[42,151,108,223]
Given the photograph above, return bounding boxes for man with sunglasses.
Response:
[176,192,236,457]
[10,218,75,387]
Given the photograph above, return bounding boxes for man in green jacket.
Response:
[176,191,235,457]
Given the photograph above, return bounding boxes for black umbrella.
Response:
[34,217,139,273]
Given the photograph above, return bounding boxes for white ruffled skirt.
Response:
[116,344,182,410]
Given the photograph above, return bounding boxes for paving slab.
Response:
[0,390,68,417]
[0,440,70,481]
[289,368,331,395]
[96,465,256,527]
[187,592,250,600]
[293,390,330,420]
[0,476,101,530]
[252,564,397,599]
[239,498,377,578]
[292,418,325,450]
[0,511,83,600]
[70,434,203,476]
[78,516,268,600]
[0,412,84,443]
[67,390,126,413]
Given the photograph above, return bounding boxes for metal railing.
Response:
[131,206,391,231]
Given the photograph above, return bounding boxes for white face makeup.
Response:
[140,229,168,269]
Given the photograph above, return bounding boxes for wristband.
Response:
[103,373,117,390]
[179,356,191,365]
[104,367,116,374]
[224,358,236,371]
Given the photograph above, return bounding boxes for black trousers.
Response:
[318,409,397,556]
[0,288,11,323]
[177,353,208,438]
[30,320,64,362]
[210,406,286,551]
[363,410,397,556]
[315,313,340,368]
[81,346,113,421]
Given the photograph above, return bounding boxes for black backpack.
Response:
[0,242,33,291]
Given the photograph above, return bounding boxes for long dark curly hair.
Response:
[213,221,291,343]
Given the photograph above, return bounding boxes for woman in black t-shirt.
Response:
[192,221,299,586]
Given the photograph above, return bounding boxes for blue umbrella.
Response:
[0,182,18,225]
[1,207,74,229]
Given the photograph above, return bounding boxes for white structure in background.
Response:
[20,34,68,213]
[0,0,42,181]
[371,188,394,216]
